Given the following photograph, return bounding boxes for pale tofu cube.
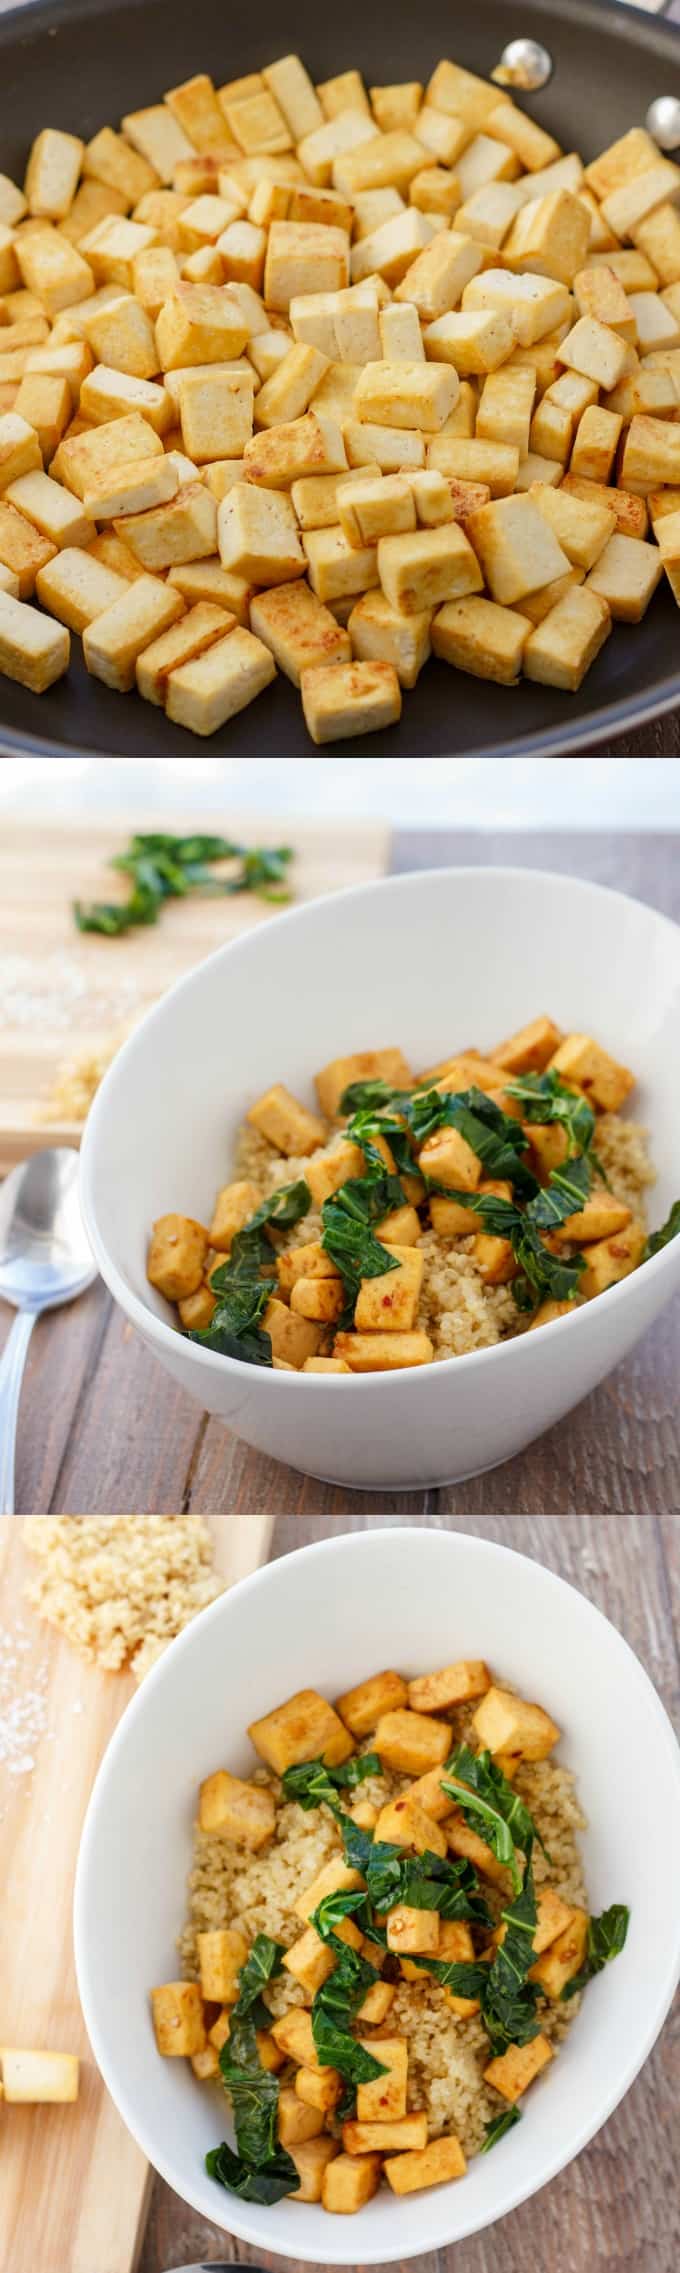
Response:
[246,1081,326,1154]
[387,1904,440,1956]
[249,1686,354,1773]
[424,307,514,378]
[176,370,253,464]
[354,1242,423,1333]
[561,471,649,539]
[503,190,591,285]
[0,2047,79,2102]
[339,473,416,547]
[427,436,519,496]
[438,1919,481,2015]
[83,573,183,691]
[344,417,425,473]
[282,1928,338,1997]
[586,530,663,622]
[121,104,194,187]
[164,72,236,157]
[355,2036,408,2124]
[354,358,458,432]
[377,521,482,614]
[15,226,94,316]
[410,167,462,222]
[573,263,637,343]
[84,448,179,523]
[601,161,680,245]
[656,506,680,605]
[334,1329,433,1372]
[463,267,571,346]
[198,1767,275,1847]
[385,2134,466,2194]
[531,482,615,570]
[466,492,569,607]
[446,1809,510,1888]
[473,1683,559,1761]
[349,588,431,688]
[36,545,131,631]
[217,482,304,586]
[295,1858,364,1926]
[621,414,680,495]
[24,128,83,221]
[408,1661,490,1713]
[395,230,483,323]
[322,2151,383,2213]
[0,411,42,491]
[0,582,68,692]
[484,2035,554,2102]
[55,410,164,499]
[254,342,329,429]
[262,57,323,142]
[426,59,499,134]
[523,580,612,689]
[457,135,519,204]
[432,593,528,684]
[530,1907,589,1996]
[580,1220,646,1296]
[300,656,401,742]
[379,304,425,363]
[135,597,231,699]
[156,282,248,371]
[549,1032,635,1110]
[147,1212,207,1301]
[373,1706,450,1776]
[244,409,347,487]
[297,111,375,192]
[151,1981,205,2057]
[557,315,630,392]
[197,1925,248,2002]
[350,209,436,290]
[289,2135,339,2202]
[13,370,72,460]
[249,577,349,684]
[5,468,92,549]
[290,1275,345,1323]
[333,130,425,201]
[476,365,535,455]
[264,221,348,313]
[0,174,27,228]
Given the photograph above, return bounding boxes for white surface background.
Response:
[1,755,679,826]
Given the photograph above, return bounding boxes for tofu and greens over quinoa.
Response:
[151,1660,629,2215]
[147,1012,680,1375]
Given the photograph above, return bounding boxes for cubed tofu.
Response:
[334,1329,434,1371]
[295,2064,342,2115]
[0,584,69,690]
[147,1212,207,1302]
[250,576,350,684]
[302,523,378,602]
[374,1793,448,1856]
[165,622,276,733]
[356,1980,396,2025]
[377,521,482,615]
[354,1243,424,1333]
[580,1220,646,1296]
[387,1904,440,1956]
[264,221,348,313]
[473,1684,559,1761]
[348,589,430,689]
[503,190,590,286]
[218,482,305,584]
[408,1660,490,1713]
[530,1907,589,1996]
[290,1275,345,1323]
[300,656,401,742]
[377,1204,422,1245]
[289,2135,339,2202]
[494,1016,563,1075]
[83,573,184,692]
[484,2035,554,2102]
[384,2134,467,2194]
[476,364,536,455]
[356,2036,408,2124]
[295,1857,364,1925]
[0,2047,78,2103]
[621,413,680,496]
[36,545,130,631]
[198,1768,275,1848]
[0,409,42,490]
[418,1125,481,1195]
[156,282,248,371]
[570,404,624,484]
[176,369,253,464]
[465,493,569,606]
[531,483,615,571]
[270,2007,318,2066]
[151,1981,205,2057]
[438,1918,481,2015]
[403,1765,457,1821]
[322,2151,383,2213]
[336,1669,408,1735]
[339,473,416,547]
[560,472,649,540]
[586,530,663,623]
[656,506,680,606]
[261,1298,324,1367]
[248,1686,354,1773]
[373,1706,451,1776]
[54,410,164,499]
[432,593,529,685]
[208,1178,260,1251]
[246,1081,326,1156]
[304,1140,365,1205]
[355,356,459,435]
[424,307,514,378]
[315,1047,410,1119]
[523,584,611,691]
[282,1927,337,1997]
[197,1925,248,2002]
[463,267,571,347]
[445,1808,511,1889]
[0,499,57,596]
[549,1032,634,1111]
[191,2043,220,2080]
[15,226,94,316]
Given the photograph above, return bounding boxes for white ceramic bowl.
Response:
[74,1523,680,2265]
[79,865,680,1489]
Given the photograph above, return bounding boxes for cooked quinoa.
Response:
[22,1514,225,1681]
[177,1695,587,2165]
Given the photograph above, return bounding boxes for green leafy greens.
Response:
[645,1199,680,1259]
[206,1932,299,2207]
[74,832,294,937]
[320,1166,404,1319]
[479,1851,541,2056]
[481,2105,522,2152]
[441,1744,549,1897]
[188,1181,311,1366]
[561,1903,630,1999]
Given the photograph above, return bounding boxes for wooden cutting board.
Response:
[0,1512,273,2273]
[0,811,390,1172]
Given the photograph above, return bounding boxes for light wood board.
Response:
[0,812,390,1172]
[0,1512,273,2273]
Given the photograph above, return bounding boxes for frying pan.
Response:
[0,0,678,758]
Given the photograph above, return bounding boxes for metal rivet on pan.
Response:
[491,38,554,92]
[645,95,680,153]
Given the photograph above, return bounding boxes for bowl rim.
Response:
[73,1522,680,2264]
[79,860,680,1398]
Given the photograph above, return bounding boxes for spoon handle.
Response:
[0,1309,37,1515]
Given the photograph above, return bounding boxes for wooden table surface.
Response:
[138,1505,680,2273]
[3,826,679,1521]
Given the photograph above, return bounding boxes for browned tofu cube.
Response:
[333,1330,434,1372]
[315,1047,411,1119]
[322,2151,383,2213]
[354,1242,424,1334]
[283,1921,357,1997]
[384,2133,466,2194]
[198,1768,275,1848]
[493,1016,562,1074]
[303,1140,365,1206]
[523,585,611,692]
[439,1919,480,2015]
[386,1904,440,1957]
[553,1191,631,1245]
[407,1661,490,1713]
[344,2114,428,2156]
[208,2008,231,2053]
[197,1926,248,2002]
[471,1230,515,1285]
[290,1275,345,1324]
[277,2085,325,2147]
[336,1668,408,1736]
[209,1179,260,1252]
[246,1081,326,1155]
[373,1707,451,1777]
[262,1297,325,1368]
[548,1033,634,1112]
[295,2064,342,2115]
[151,1981,205,2057]
[418,1125,481,1192]
[178,1285,217,1331]
[531,1887,577,1955]
[270,2007,318,2067]
[446,1811,511,1890]
[277,1239,343,1294]
[473,1684,559,1762]
[403,1767,457,1822]
[294,1857,364,1924]
[356,2036,408,2124]
[374,1794,448,1857]
[530,1906,589,1996]
[356,1980,396,2025]
[191,2043,219,2080]
[147,1213,208,1302]
[288,2135,339,2202]
[248,1687,354,1773]
[484,2034,554,2102]
[580,1221,646,1297]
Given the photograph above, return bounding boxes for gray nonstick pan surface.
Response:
[0,0,678,756]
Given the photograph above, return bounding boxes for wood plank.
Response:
[0,811,390,1170]
[0,1513,272,2273]
[140,1508,680,2273]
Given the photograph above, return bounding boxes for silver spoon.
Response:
[0,1148,97,1514]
